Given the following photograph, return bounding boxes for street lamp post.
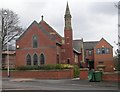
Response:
[5,11,10,78]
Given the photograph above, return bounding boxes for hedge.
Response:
[15,64,73,70]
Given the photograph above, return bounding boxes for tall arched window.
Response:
[33,54,38,65]
[40,54,45,65]
[26,54,31,65]
[33,35,38,48]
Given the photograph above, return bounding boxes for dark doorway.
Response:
[40,54,45,65]
[57,54,59,64]
[67,59,70,64]
[88,61,94,70]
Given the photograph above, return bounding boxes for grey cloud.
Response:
[88,2,118,16]
[1,0,117,55]
[25,1,47,8]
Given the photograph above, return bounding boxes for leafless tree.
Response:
[0,9,24,50]
[114,2,120,48]
[114,2,120,71]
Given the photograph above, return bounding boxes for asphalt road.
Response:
[1,78,119,92]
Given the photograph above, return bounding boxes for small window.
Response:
[33,54,38,65]
[88,51,92,56]
[26,54,31,65]
[33,35,38,48]
[96,48,101,54]
[102,48,105,54]
[106,48,110,54]
[98,61,104,64]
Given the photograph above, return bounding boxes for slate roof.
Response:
[83,41,98,50]
[39,20,63,43]
[73,39,83,53]
[17,21,55,41]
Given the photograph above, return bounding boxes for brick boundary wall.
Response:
[79,68,89,80]
[79,69,120,82]
[2,69,73,79]
[102,72,120,82]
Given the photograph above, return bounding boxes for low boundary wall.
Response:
[2,69,73,79]
[102,72,120,82]
[79,69,120,82]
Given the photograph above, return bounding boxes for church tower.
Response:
[64,2,74,64]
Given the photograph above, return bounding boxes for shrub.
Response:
[42,64,56,70]
[61,64,73,69]
[16,66,35,70]
[73,65,80,78]
[15,64,73,71]
[2,68,16,70]
[55,64,63,69]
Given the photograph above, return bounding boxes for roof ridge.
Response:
[73,39,83,41]
[84,41,99,43]
[98,38,113,48]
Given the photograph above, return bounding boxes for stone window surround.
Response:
[26,53,46,66]
[32,35,38,48]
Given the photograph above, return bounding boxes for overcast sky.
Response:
[0,0,119,55]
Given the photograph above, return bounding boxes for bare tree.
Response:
[114,2,120,48]
[114,2,120,71]
[0,9,24,50]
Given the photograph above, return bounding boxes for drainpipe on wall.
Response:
[82,38,84,63]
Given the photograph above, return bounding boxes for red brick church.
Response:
[15,3,114,72]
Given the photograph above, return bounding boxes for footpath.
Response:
[2,77,119,88]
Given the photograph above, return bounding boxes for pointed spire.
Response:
[65,2,71,18]
[64,2,72,29]
[66,2,70,15]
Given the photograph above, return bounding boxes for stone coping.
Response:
[80,68,89,71]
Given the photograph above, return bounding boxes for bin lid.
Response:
[95,71,101,72]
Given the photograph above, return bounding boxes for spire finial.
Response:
[41,15,43,21]
[67,1,69,8]
[65,2,71,18]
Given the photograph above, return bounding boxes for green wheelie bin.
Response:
[94,71,102,82]
[88,70,95,82]
[88,70,102,82]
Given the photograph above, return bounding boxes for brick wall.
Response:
[2,69,73,79]
[79,69,120,82]
[102,72,120,82]
[79,68,89,80]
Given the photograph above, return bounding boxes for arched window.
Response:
[33,54,38,65]
[40,54,45,65]
[26,54,31,65]
[33,35,38,48]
